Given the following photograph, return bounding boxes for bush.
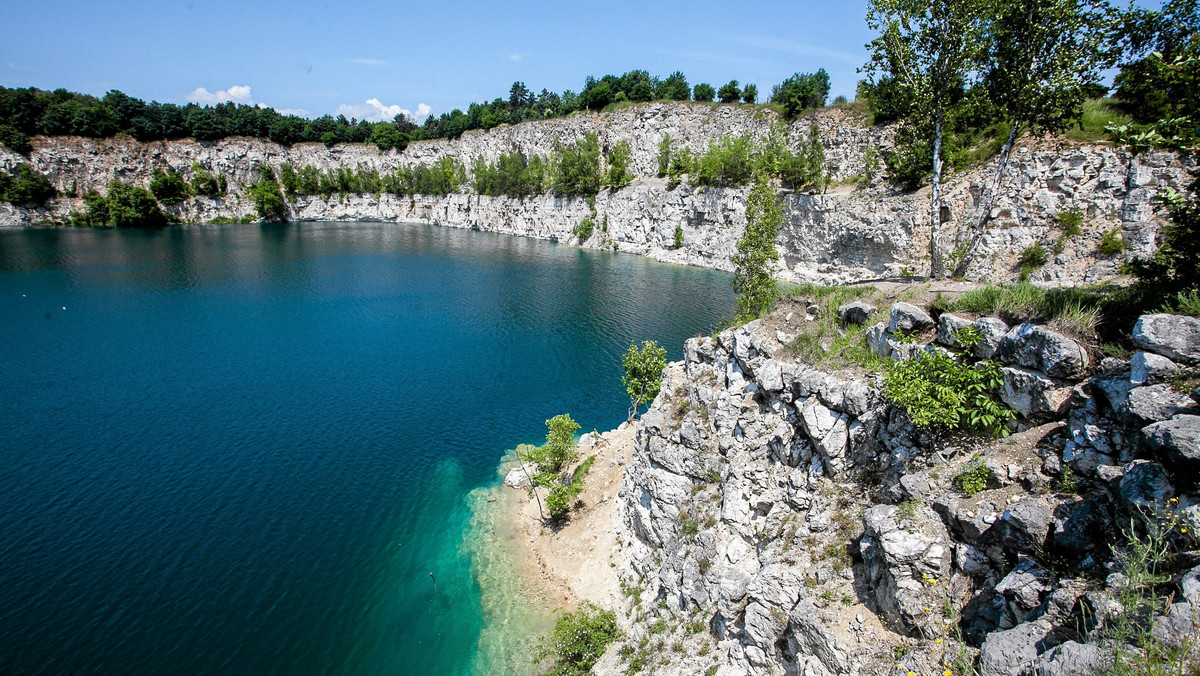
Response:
[694,135,754,187]
[70,181,168,227]
[673,224,684,249]
[573,216,595,241]
[1098,227,1128,256]
[770,69,831,118]
[472,152,547,197]
[883,328,1014,436]
[604,140,632,189]
[551,133,602,196]
[1125,174,1200,298]
[656,134,672,177]
[1017,242,1049,277]
[190,163,223,197]
[535,602,620,676]
[149,167,190,205]
[742,84,758,105]
[778,124,826,191]
[247,165,288,221]
[953,456,992,497]
[0,124,33,154]
[1,163,56,206]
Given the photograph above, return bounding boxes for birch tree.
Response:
[953,0,1111,277]
[864,0,989,278]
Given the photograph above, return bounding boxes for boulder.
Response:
[1051,496,1114,560]
[998,323,1090,379]
[888,302,936,333]
[1130,351,1179,386]
[1133,313,1200,365]
[995,560,1055,624]
[838,300,876,325]
[986,497,1055,558]
[1119,384,1197,424]
[937,313,973,347]
[1119,460,1175,511]
[973,317,1010,359]
[1141,415,1200,475]
[979,620,1052,676]
[1032,641,1106,676]
[503,466,533,489]
[1001,367,1073,418]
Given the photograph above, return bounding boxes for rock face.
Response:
[3,104,1192,286]
[599,310,1200,676]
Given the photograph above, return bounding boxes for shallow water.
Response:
[0,222,733,675]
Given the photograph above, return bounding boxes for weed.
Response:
[954,456,992,497]
[897,497,923,525]
[1099,228,1128,256]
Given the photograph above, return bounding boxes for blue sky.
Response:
[0,0,877,120]
[3,1,1160,122]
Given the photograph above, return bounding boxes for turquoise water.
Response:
[0,222,733,675]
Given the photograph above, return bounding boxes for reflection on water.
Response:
[0,221,732,675]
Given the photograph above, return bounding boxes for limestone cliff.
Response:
[1,102,1193,285]
[592,294,1200,675]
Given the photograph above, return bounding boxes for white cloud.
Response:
[509,53,522,62]
[257,102,313,118]
[334,98,432,122]
[187,85,254,105]
[350,58,388,66]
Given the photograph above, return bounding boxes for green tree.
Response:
[92,181,168,227]
[953,0,1111,277]
[370,122,408,152]
[604,140,633,189]
[732,174,783,320]
[864,0,990,278]
[718,80,742,103]
[247,164,288,221]
[622,340,667,420]
[534,602,620,676]
[770,70,832,117]
[148,166,191,205]
[693,83,716,102]
[742,83,759,104]
[0,124,32,154]
[1,163,56,206]
[656,71,691,101]
[629,81,654,102]
[518,414,580,485]
[656,133,672,177]
[551,133,602,196]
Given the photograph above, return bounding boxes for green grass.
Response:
[1099,227,1129,256]
[950,283,1107,339]
[777,284,888,370]
[1064,99,1133,144]
[1159,290,1200,318]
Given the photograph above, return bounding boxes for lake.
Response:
[0,222,733,675]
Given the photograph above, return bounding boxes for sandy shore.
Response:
[502,423,635,614]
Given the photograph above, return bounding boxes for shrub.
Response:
[1,163,56,206]
[190,163,222,197]
[694,135,754,187]
[247,165,288,221]
[1098,227,1128,256]
[954,456,993,497]
[573,217,595,241]
[693,83,716,102]
[551,133,602,196]
[535,602,620,676]
[656,134,672,177]
[1124,176,1200,298]
[605,140,633,189]
[70,180,168,227]
[1018,242,1049,279]
[883,327,1014,437]
[673,224,684,249]
[0,124,33,154]
[148,166,190,205]
[1056,209,1084,237]
[473,152,547,197]
[778,124,826,191]
[742,84,758,105]
[717,80,741,104]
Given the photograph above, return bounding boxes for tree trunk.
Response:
[929,109,946,279]
[953,120,1020,278]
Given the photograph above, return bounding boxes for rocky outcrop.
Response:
[2,103,1193,286]
[600,307,1200,675]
